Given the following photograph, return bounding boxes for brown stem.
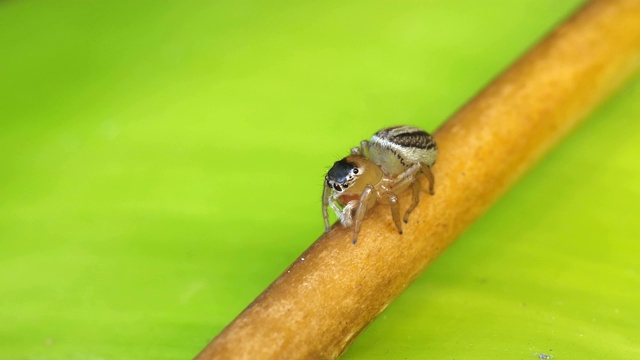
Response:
[197,1,640,359]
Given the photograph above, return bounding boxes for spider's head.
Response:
[326,157,360,194]
[325,155,382,195]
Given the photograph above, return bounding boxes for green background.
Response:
[1,1,639,359]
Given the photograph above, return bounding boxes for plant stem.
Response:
[196,1,640,358]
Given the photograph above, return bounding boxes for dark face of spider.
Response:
[326,158,360,193]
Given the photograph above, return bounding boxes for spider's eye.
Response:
[353,168,359,174]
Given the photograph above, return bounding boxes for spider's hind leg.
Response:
[403,181,421,223]
[420,163,435,195]
[388,193,403,235]
[388,163,423,225]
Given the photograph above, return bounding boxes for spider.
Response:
[322,126,437,244]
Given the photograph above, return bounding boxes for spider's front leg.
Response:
[322,181,331,232]
[352,184,376,244]
[323,181,358,231]
[339,200,358,228]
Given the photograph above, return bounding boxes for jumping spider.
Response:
[322,126,437,244]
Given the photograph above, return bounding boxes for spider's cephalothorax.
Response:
[322,126,437,244]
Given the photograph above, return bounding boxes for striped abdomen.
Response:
[368,126,437,176]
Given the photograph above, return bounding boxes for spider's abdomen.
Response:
[368,126,437,176]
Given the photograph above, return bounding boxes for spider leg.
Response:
[403,181,421,223]
[322,181,331,232]
[419,163,435,195]
[391,163,422,186]
[327,196,352,227]
[341,200,358,227]
[390,162,435,198]
[352,184,376,244]
[388,193,403,235]
[350,140,370,157]
[387,163,423,224]
[360,140,370,158]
